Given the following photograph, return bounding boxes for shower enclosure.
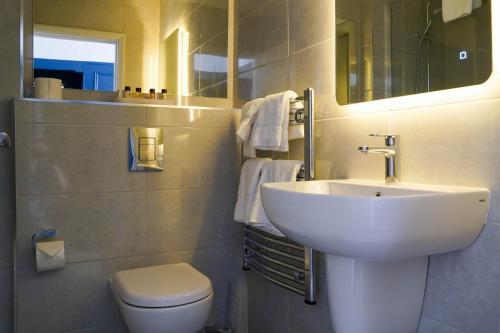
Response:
[335,0,492,105]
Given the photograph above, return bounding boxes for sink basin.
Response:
[260,179,489,260]
[260,179,490,333]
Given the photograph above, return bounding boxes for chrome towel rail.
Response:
[242,88,317,305]
[289,97,305,125]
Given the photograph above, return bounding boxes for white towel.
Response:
[237,99,264,158]
[249,160,304,237]
[234,158,271,222]
[288,124,304,141]
[442,0,477,23]
[250,91,298,153]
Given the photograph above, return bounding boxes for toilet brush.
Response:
[205,283,234,333]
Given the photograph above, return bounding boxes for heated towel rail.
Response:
[243,88,317,304]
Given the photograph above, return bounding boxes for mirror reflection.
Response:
[336,0,492,105]
[32,0,229,99]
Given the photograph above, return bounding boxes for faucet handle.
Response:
[369,133,399,146]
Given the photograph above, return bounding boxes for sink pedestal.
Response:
[326,255,428,333]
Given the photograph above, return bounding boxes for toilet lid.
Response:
[111,263,213,308]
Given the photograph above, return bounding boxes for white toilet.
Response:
[110,263,213,333]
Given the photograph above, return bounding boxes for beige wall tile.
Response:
[0,267,12,332]
[0,196,14,268]
[146,105,239,128]
[187,2,228,52]
[289,40,337,120]
[288,0,335,53]
[146,187,241,254]
[237,0,268,21]
[34,0,126,33]
[15,100,146,126]
[16,256,148,333]
[238,58,289,102]
[16,191,148,268]
[0,0,20,52]
[237,0,288,73]
[15,123,146,195]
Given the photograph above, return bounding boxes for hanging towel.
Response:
[249,160,304,237]
[237,98,264,158]
[249,91,298,153]
[288,124,304,141]
[234,158,271,222]
[442,0,474,23]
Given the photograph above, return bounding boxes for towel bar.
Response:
[242,88,317,305]
[289,97,305,125]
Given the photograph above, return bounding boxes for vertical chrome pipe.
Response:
[303,88,316,304]
[304,88,315,181]
[304,247,316,304]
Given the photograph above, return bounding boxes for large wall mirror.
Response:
[336,0,492,106]
[31,0,229,99]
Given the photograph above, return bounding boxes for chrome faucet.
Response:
[358,134,400,184]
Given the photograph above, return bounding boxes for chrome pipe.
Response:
[244,245,305,272]
[247,260,305,284]
[247,263,306,296]
[304,247,316,304]
[245,228,304,251]
[303,88,317,305]
[245,238,305,263]
[304,88,315,181]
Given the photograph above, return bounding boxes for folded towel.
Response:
[288,124,304,141]
[237,99,264,158]
[250,91,298,153]
[234,158,271,222]
[249,160,304,237]
[442,0,476,23]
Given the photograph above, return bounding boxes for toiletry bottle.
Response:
[161,89,168,100]
[124,86,131,98]
[135,88,142,98]
[149,89,156,100]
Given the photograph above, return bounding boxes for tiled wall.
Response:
[237,1,500,333]
[0,0,20,331]
[160,0,229,98]
[14,100,247,333]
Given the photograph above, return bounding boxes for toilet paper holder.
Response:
[31,229,57,253]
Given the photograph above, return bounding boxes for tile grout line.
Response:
[15,186,240,198]
[16,243,245,270]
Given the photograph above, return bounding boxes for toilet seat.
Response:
[111,263,213,308]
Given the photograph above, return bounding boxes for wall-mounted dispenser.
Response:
[129,127,164,171]
[32,230,65,272]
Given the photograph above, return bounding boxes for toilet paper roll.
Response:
[34,78,63,100]
[36,240,65,272]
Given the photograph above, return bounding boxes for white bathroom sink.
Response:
[260,179,490,260]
